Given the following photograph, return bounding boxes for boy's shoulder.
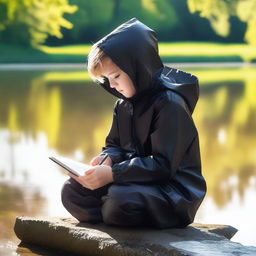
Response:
[151,91,192,119]
[152,90,191,116]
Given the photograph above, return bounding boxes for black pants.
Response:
[61,178,179,228]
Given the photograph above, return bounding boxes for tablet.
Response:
[49,155,92,176]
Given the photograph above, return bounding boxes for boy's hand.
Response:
[90,155,113,166]
[68,165,113,190]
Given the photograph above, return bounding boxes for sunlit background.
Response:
[1,0,256,255]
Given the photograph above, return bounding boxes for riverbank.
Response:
[1,42,256,63]
[1,62,256,71]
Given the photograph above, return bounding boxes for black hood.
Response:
[93,17,164,102]
[156,66,199,114]
[92,17,199,114]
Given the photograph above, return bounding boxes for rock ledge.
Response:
[14,216,256,256]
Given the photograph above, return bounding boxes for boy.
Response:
[61,18,207,228]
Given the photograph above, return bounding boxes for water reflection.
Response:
[0,67,256,253]
[195,79,256,208]
[0,182,45,238]
[1,70,115,157]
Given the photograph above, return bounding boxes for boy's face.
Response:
[101,57,136,98]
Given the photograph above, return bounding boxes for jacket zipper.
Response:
[129,102,140,155]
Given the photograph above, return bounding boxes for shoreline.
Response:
[1,62,256,71]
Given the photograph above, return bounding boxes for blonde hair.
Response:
[87,44,107,83]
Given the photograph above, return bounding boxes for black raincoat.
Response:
[95,18,207,227]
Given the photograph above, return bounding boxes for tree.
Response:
[58,0,114,44]
[187,0,256,45]
[47,0,178,45]
[0,0,77,46]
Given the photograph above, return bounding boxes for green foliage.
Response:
[118,0,177,30]
[114,0,177,35]
[0,0,253,46]
[0,0,77,46]
[63,0,114,43]
[236,0,256,45]
[187,0,256,45]
[60,0,177,44]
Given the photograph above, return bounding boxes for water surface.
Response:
[0,66,256,255]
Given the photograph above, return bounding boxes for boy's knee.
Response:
[101,184,144,226]
[103,184,137,206]
[60,178,104,223]
[61,178,83,208]
[61,178,73,208]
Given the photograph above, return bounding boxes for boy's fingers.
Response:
[68,173,91,188]
[68,173,81,182]
[85,169,95,175]
[90,159,97,165]
[90,155,110,166]
[101,158,108,165]
[68,172,76,179]
[83,175,95,183]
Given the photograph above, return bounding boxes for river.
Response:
[0,65,256,255]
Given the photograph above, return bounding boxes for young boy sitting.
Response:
[61,18,207,229]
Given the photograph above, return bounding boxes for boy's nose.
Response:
[109,79,118,88]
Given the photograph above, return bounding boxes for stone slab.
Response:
[14,216,255,256]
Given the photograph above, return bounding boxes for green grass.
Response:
[159,42,256,62]
[1,41,256,63]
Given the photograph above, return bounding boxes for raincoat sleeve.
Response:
[111,95,197,184]
[99,100,126,164]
